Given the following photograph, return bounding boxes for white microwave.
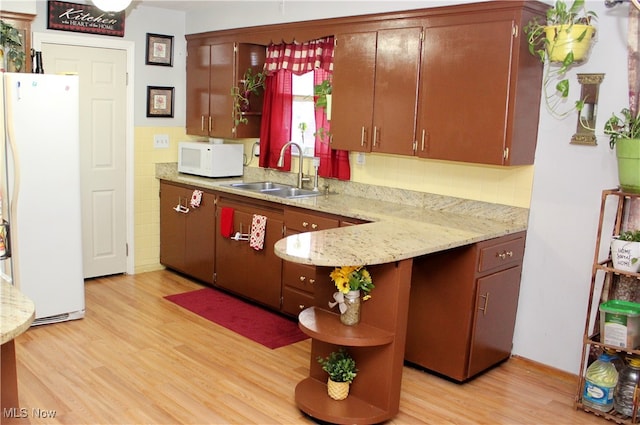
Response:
[178,141,244,178]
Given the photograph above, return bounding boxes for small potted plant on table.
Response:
[605,108,640,194]
[611,230,640,273]
[317,348,357,400]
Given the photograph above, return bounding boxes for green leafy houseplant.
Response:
[618,230,640,242]
[317,348,358,383]
[0,20,26,72]
[313,78,332,142]
[605,108,640,194]
[604,108,640,149]
[523,0,597,118]
[231,68,266,126]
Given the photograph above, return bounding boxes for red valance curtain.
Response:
[259,36,350,180]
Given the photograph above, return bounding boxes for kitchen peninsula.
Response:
[157,163,528,422]
[1,280,35,413]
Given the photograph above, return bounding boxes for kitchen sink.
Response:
[224,181,322,199]
[227,181,291,191]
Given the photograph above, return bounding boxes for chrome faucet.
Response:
[277,142,310,189]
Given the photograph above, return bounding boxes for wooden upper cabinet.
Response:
[186,43,212,136]
[0,12,35,73]
[186,42,265,139]
[331,27,422,155]
[416,10,543,165]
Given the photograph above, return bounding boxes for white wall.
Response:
[28,0,187,127]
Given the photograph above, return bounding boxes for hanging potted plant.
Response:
[523,0,597,118]
[231,67,266,126]
[605,108,640,194]
[313,78,332,142]
[328,265,374,326]
[317,348,357,401]
[611,230,640,273]
[0,20,26,72]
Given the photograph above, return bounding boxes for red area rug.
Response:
[164,288,308,349]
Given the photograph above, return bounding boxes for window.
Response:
[291,71,316,156]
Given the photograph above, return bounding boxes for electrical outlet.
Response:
[356,152,365,165]
[154,134,169,149]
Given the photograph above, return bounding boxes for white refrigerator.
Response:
[1,72,85,325]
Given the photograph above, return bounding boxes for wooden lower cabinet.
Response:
[405,232,525,381]
[296,260,413,424]
[159,181,216,284]
[281,207,342,317]
[214,196,284,309]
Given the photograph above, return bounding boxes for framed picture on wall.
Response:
[145,33,173,66]
[146,86,174,117]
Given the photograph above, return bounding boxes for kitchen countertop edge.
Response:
[157,164,528,266]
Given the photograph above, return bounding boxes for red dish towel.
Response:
[220,207,234,238]
[249,214,267,251]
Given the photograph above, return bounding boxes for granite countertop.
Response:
[157,163,529,267]
[1,280,35,345]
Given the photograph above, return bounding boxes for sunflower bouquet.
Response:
[329,266,374,300]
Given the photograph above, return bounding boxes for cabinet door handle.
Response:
[201,116,205,132]
[360,126,366,147]
[373,126,378,147]
[302,221,309,228]
[497,250,514,260]
[209,116,212,132]
[479,293,490,316]
[311,223,318,230]
[421,129,426,151]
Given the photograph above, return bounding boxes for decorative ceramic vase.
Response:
[611,237,640,273]
[327,378,350,400]
[340,290,361,326]
[544,24,595,63]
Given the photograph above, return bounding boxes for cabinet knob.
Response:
[302,221,309,228]
[311,223,318,230]
[298,304,305,310]
[497,250,513,260]
[299,276,306,282]
[309,279,315,284]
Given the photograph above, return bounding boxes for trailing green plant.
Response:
[618,230,640,242]
[313,78,332,142]
[0,20,26,71]
[523,0,597,118]
[317,348,357,383]
[604,108,640,149]
[231,67,266,126]
[314,79,332,109]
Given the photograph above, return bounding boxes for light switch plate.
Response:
[356,152,365,165]
[154,134,169,149]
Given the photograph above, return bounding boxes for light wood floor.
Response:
[6,270,604,425]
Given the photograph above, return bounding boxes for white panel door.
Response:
[42,43,127,278]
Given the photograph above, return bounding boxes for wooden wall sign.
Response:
[47,1,125,37]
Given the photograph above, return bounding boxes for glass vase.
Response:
[340,290,361,326]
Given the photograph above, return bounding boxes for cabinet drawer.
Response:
[285,209,339,233]
[478,237,525,273]
[283,262,316,294]
[282,287,314,316]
